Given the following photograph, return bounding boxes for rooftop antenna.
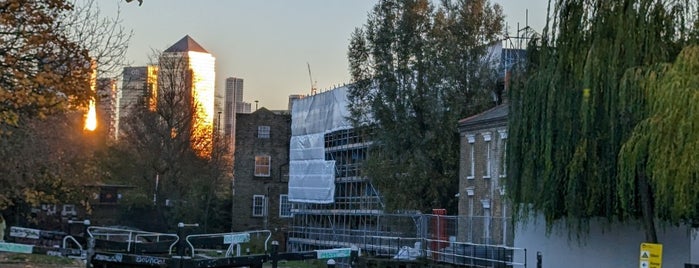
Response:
[307,62,317,95]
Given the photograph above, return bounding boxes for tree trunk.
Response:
[638,171,658,243]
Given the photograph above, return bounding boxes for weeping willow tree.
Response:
[618,46,699,242]
[507,0,697,242]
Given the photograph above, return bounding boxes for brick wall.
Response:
[457,105,513,245]
[231,108,291,243]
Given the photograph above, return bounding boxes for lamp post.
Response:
[217,111,222,134]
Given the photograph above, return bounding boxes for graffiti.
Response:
[46,250,63,257]
[136,255,166,265]
[0,242,34,254]
[223,233,250,244]
[94,253,123,263]
[9,227,41,239]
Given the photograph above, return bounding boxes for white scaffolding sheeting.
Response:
[288,86,351,203]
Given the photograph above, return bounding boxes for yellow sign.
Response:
[639,243,662,268]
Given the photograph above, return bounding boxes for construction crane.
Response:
[307,62,317,95]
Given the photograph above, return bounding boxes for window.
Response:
[279,194,292,218]
[254,155,271,177]
[500,142,507,178]
[482,199,491,244]
[252,195,266,217]
[499,130,508,178]
[482,132,492,179]
[258,125,270,138]
[484,141,491,178]
[467,135,475,179]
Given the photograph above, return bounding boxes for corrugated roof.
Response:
[164,35,209,53]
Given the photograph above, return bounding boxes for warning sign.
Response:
[639,243,662,268]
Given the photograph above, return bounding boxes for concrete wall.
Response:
[514,215,693,267]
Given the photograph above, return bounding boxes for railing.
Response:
[86,226,179,254]
[425,238,525,267]
[288,213,526,267]
[184,229,271,258]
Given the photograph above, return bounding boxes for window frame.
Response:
[279,194,292,218]
[257,125,270,139]
[482,132,492,179]
[252,195,266,217]
[254,155,271,177]
[499,130,508,178]
[467,135,475,179]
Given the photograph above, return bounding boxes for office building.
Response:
[118,65,157,137]
[159,35,216,155]
[96,78,118,140]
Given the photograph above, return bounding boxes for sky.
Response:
[99,0,549,111]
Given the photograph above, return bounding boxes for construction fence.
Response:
[287,213,526,267]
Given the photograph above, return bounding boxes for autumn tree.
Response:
[0,0,129,226]
[0,0,130,130]
[507,0,697,242]
[347,0,503,212]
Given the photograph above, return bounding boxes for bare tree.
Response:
[109,51,231,231]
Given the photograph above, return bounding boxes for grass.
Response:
[0,252,83,266]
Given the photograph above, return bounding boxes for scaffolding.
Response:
[286,77,527,266]
[288,127,386,252]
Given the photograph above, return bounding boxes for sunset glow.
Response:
[84,60,98,131]
[85,100,97,131]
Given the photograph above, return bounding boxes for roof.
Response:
[164,35,209,53]
[458,104,508,130]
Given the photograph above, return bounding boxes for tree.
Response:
[0,0,129,225]
[618,45,699,242]
[347,0,504,212]
[507,0,697,242]
[103,51,231,232]
[0,0,130,130]
[0,112,104,226]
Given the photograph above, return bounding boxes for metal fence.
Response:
[287,213,525,267]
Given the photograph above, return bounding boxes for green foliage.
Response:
[507,0,697,241]
[619,46,699,225]
[348,0,504,212]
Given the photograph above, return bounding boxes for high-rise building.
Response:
[96,78,118,140]
[224,77,252,115]
[224,77,243,138]
[159,35,216,155]
[118,65,157,137]
[237,102,251,114]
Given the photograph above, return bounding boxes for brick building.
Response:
[457,104,512,246]
[231,108,292,245]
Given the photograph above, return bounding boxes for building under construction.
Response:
[284,86,526,267]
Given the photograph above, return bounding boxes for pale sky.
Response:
[99,0,549,111]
